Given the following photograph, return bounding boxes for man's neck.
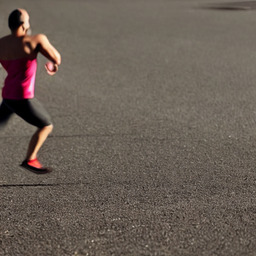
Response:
[12,28,25,37]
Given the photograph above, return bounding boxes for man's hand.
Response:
[45,61,58,76]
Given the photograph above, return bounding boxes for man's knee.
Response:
[41,123,53,134]
[47,124,53,132]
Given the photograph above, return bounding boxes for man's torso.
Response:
[0,35,40,99]
[0,35,39,60]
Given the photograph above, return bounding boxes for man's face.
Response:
[24,15,31,35]
[21,10,31,35]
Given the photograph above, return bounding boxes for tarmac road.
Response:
[1,0,256,255]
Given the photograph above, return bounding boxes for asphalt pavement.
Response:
[1,0,256,255]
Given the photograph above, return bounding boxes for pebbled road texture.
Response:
[1,0,256,255]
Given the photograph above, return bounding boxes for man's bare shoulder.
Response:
[0,35,11,44]
[0,35,12,58]
[31,34,48,43]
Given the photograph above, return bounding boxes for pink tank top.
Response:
[0,58,37,99]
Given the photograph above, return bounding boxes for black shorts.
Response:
[0,98,52,128]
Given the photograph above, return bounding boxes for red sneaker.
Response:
[21,158,52,174]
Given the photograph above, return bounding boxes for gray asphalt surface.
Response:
[1,0,256,255]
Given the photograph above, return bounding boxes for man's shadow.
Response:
[202,1,256,11]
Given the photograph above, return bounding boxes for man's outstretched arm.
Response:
[36,34,61,66]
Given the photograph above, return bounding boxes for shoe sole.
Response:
[20,162,52,174]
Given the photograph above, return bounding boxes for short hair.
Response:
[8,9,24,31]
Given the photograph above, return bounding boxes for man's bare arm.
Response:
[36,34,61,65]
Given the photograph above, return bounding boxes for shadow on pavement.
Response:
[0,182,83,188]
[202,1,256,11]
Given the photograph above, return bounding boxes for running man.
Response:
[0,9,61,173]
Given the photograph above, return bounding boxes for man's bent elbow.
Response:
[55,53,61,66]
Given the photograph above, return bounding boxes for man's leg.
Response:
[5,98,53,171]
[26,124,53,160]
[0,100,13,128]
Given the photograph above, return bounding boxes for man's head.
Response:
[8,9,30,35]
